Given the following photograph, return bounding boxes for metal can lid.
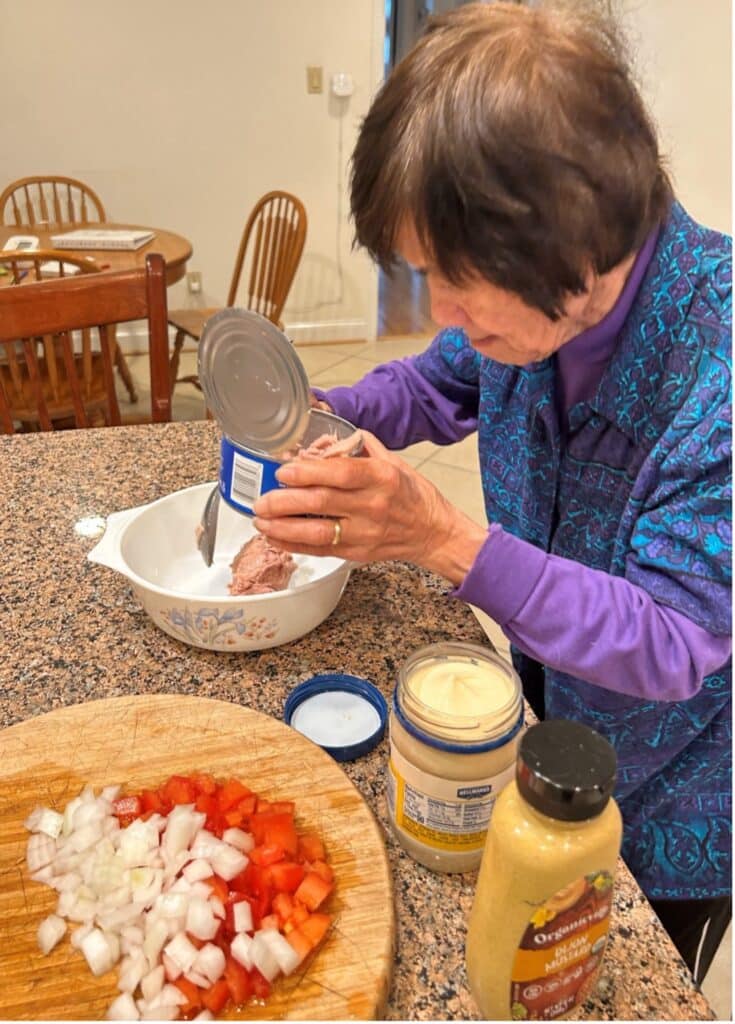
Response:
[284,674,388,762]
[197,308,311,456]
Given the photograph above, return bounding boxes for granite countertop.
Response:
[0,421,715,1022]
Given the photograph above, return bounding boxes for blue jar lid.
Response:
[284,674,388,762]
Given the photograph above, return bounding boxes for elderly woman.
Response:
[253,1,731,982]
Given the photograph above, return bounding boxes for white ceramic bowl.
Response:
[88,482,352,652]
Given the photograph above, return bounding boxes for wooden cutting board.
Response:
[0,695,395,1020]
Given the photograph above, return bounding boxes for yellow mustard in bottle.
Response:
[387,641,524,873]
[466,719,622,1021]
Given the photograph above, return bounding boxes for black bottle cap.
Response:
[517,720,617,822]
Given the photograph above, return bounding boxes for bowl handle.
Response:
[87,505,148,573]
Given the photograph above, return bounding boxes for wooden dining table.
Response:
[0,222,192,286]
[0,418,717,1022]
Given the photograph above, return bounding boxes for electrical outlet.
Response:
[306,65,323,94]
[187,271,202,295]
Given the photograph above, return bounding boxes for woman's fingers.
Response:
[253,513,348,554]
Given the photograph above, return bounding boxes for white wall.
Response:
[615,0,731,233]
[0,0,729,350]
[0,0,385,343]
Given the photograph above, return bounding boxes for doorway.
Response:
[377,0,465,338]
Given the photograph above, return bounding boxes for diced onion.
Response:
[260,928,301,976]
[230,931,254,970]
[222,827,254,853]
[25,807,64,839]
[26,833,57,873]
[37,914,66,954]
[80,927,117,976]
[163,932,199,975]
[249,931,280,982]
[232,900,253,934]
[106,992,140,1020]
[140,964,165,1003]
[210,844,248,881]
[193,943,225,984]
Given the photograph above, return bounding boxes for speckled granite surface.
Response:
[1,422,715,1021]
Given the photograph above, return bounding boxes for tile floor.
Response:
[120,335,731,1020]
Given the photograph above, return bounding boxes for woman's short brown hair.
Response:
[350,0,672,319]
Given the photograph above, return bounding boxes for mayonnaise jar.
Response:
[386,641,524,873]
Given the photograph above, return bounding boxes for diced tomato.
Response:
[251,967,272,1000]
[195,792,218,817]
[230,861,271,898]
[309,859,335,885]
[299,912,332,950]
[224,955,252,1005]
[140,788,167,815]
[246,894,269,931]
[269,800,295,814]
[298,833,326,863]
[217,778,253,812]
[268,860,305,893]
[190,771,217,795]
[272,891,295,923]
[290,903,310,927]
[112,795,142,824]
[174,976,202,1015]
[205,874,229,904]
[250,844,286,868]
[235,794,257,817]
[201,978,230,1014]
[114,771,335,1014]
[280,901,307,933]
[294,871,333,911]
[249,812,298,856]
[224,808,245,828]
[161,774,197,806]
[286,926,313,964]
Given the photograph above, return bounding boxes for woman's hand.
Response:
[252,431,488,585]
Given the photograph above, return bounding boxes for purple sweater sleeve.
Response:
[312,356,478,449]
[456,526,731,701]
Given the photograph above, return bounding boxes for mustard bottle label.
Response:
[509,871,614,1020]
[387,743,515,852]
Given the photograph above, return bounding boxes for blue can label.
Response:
[219,436,282,516]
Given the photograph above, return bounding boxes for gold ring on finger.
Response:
[331,518,342,546]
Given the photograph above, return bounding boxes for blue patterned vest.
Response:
[428,204,731,900]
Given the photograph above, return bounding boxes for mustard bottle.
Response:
[466,720,622,1021]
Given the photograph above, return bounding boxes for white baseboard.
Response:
[115,319,369,354]
[115,323,196,355]
[284,319,368,345]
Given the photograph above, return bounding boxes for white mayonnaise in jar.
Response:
[387,641,524,873]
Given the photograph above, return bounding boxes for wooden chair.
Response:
[168,190,307,393]
[0,175,106,227]
[0,248,99,283]
[0,175,137,403]
[0,252,171,433]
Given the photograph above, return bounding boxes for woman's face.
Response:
[395,221,582,365]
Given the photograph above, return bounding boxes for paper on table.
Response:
[50,228,155,251]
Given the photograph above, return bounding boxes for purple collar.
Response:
[556,227,660,420]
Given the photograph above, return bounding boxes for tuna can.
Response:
[198,309,360,516]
